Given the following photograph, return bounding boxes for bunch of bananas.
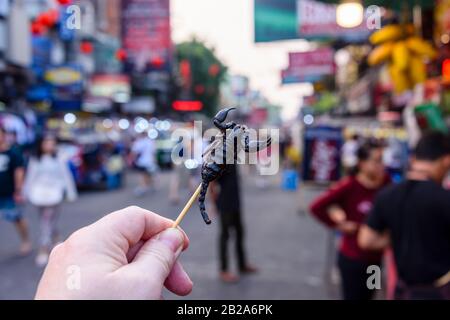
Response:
[368,24,437,94]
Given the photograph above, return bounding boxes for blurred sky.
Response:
[171,0,315,120]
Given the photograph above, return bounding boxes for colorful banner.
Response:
[282,47,335,84]
[297,0,370,41]
[121,0,172,73]
[255,0,370,43]
[88,74,131,99]
[254,0,298,42]
[302,126,343,183]
[59,5,75,41]
[31,36,52,78]
[44,65,84,111]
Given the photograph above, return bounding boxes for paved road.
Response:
[0,170,337,300]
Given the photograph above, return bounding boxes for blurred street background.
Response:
[0,172,336,300]
[0,0,449,300]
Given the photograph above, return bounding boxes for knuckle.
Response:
[48,242,65,260]
[126,205,142,212]
[64,227,91,249]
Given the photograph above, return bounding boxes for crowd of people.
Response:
[1,117,449,300]
[0,122,258,286]
[31,129,450,300]
[0,126,78,266]
[310,131,450,300]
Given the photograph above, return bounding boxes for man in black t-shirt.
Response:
[0,125,31,255]
[211,164,257,283]
[359,131,450,299]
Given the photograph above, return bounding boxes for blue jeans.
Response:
[0,197,23,222]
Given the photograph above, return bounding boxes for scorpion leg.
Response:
[198,180,212,225]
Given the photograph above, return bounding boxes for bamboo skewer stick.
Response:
[173,184,202,228]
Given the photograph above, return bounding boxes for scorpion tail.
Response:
[198,181,212,225]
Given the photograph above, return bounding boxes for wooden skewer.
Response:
[173,183,202,228]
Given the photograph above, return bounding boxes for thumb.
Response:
[129,228,185,286]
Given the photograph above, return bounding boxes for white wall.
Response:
[7,0,32,67]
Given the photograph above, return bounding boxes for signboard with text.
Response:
[89,74,131,99]
[297,0,370,41]
[44,65,84,111]
[121,0,172,73]
[282,47,335,84]
[302,126,343,183]
[255,0,370,43]
[254,0,298,42]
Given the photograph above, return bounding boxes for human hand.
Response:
[35,206,192,300]
[328,206,358,234]
[335,221,359,235]
[328,206,347,224]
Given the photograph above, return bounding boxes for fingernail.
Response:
[156,228,184,254]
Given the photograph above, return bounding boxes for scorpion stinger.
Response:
[213,107,237,131]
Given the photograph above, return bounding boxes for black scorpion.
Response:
[198,107,272,224]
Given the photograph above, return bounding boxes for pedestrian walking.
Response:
[0,125,31,255]
[24,135,77,266]
[131,132,158,197]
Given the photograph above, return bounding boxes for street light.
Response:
[336,0,364,29]
[118,119,130,130]
[64,113,77,125]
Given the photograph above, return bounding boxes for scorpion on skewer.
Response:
[198,107,272,224]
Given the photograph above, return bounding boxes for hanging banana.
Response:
[389,64,411,94]
[368,42,395,66]
[369,25,404,45]
[406,37,438,60]
[368,23,437,94]
[392,41,409,71]
[409,55,427,85]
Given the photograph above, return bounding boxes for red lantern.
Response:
[31,22,45,35]
[37,9,59,28]
[116,49,127,61]
[48,9,59,25]
[57,0,72,5]
[37,13,51,27]
[209,64,220,77]
[194,84,205,95]
[179,60,191,79]
[151,56,164,68]
[80,41,94,54]
[443,59,450,80]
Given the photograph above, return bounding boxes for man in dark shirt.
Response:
[212,164,257,283]
[359,131,450,299]
[0,125,31,255]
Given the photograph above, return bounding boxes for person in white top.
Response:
[131,132,157,197]
[24,135,77,267]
